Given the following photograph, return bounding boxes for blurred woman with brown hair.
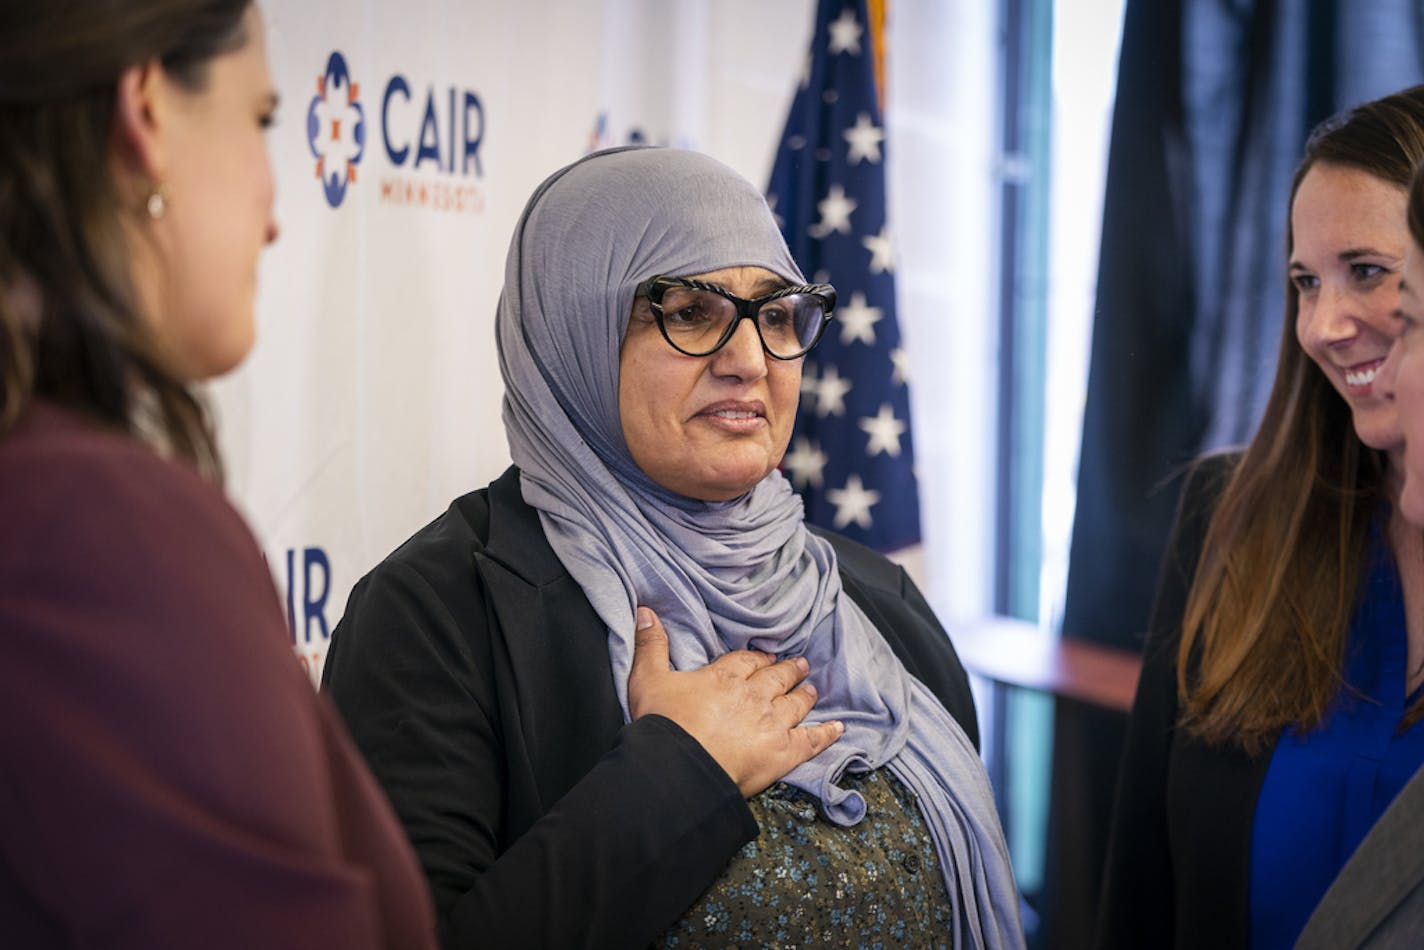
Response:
[0,3,436,946]
[1098,85,1424,949]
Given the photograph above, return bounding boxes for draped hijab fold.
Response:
[496,146,1022,948]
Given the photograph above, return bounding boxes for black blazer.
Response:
[1096,452,1274,950]
[323,465,979,949]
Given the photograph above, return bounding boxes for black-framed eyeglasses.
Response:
[634,275,837,360]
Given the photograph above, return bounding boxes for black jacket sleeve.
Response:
[322,534,756,950]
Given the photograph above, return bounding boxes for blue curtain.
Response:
[1065,0,1424,654]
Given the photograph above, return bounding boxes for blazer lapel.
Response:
[473,467,624,820]
[1297,765,1424,948]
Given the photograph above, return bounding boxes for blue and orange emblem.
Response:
[306,52,365,208]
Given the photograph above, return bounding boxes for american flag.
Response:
[768,0,921,552]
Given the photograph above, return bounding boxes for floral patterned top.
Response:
[656,767,953,947]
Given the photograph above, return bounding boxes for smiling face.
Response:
[1380,243,1424,525]
[1291,162,1409,453]
[138,4,279,381]
[618,265,802,501]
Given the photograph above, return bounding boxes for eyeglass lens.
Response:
[658,287,826,357]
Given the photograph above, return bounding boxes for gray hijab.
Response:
[496,146,1022,948]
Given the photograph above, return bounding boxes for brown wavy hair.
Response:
[1178,85,1424,754]
[0,0,252,476]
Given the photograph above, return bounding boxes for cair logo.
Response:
[304,49,487,215]
[307,52,365,208]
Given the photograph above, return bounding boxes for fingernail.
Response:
[636,607,654,630]
[832,720,845,736]
[794,656,809,673]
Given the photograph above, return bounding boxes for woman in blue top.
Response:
[1097,85,1424,950]
[1290,141,1424,950]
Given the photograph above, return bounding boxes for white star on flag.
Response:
[814,365,853,417]
[862,226,894,274]
[782,436,829,489]
[844,112,884,165]
[837,291,883,345]
[809,184,857,238]
[828,473,880,530]
[890,347,910,385]
[827,9,863,56]
[859,403,907,457]
[800,362,821,406]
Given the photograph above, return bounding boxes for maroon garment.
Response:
[0,401,437,950]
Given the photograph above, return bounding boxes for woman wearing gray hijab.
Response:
[323,146,1022,949]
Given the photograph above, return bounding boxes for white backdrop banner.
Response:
[213,1,1004,684]
[213,0,815,681]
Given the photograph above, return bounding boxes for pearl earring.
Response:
[146,188,167,220]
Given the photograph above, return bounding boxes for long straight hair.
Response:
[0,0,252,475]
[1178,85,1424,754]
